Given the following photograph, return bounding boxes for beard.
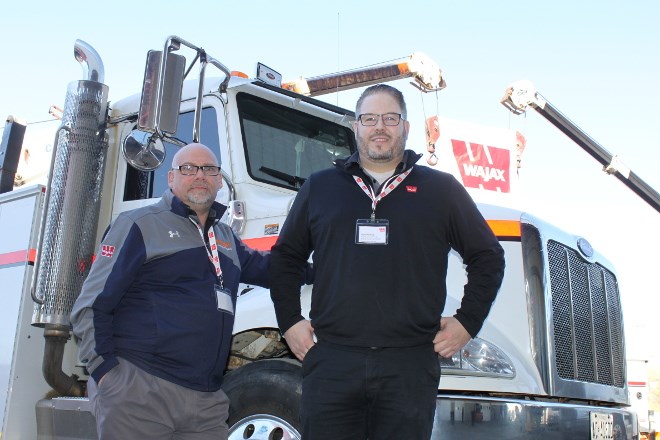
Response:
[186,186,215,206]
[356,130,407,163]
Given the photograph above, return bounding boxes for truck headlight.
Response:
[439,338,515,378]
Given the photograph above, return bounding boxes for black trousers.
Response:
[301,341,440,440]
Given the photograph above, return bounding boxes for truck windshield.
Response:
[237,93,354,190]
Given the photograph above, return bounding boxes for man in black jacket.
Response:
[270,84,505,440]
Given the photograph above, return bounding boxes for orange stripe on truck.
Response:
[242,220,520,251]
[1,224,517,269]
[0,248,37,266]
[487,220,521,240]
[243,236,279,251]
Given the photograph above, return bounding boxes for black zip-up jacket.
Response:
[270,150,505,348]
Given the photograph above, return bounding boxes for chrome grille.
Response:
[547,240,625,387]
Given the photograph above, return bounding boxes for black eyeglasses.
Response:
[173,165,221,176]
[357,113,404,126]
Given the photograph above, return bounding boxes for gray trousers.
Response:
[88,357,229,440]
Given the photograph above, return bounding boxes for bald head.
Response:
[172,143,220,168]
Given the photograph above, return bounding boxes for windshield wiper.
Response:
[259,166,307,188]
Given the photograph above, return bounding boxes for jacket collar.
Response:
[335,149,422,175]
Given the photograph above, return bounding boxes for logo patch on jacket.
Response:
[101,245,115,258]
[406,185,418,193]
[217,240,232,250]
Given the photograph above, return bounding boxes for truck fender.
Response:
[234,284,313,334]
[233,286,279,333]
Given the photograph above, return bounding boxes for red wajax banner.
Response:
[450,140,511,193]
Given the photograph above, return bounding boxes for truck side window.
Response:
[124,108,221,200]
[237,93,354,190]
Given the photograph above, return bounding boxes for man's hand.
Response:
[433,317,471,358]
[283,319,315,361]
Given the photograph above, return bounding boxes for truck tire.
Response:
[224,359,302,440]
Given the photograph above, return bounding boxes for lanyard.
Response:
[190,218,224,288]
[353,168,412,220]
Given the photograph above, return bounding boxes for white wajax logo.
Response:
[168,230,180,238]
[462,164,506,182]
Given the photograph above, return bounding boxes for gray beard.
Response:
[187,192,214,206]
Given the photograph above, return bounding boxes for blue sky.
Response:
[2,1,658,355]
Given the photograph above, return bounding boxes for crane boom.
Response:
[501,80,660,213]
[282,52,446,97]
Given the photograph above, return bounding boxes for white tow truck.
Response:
[0,36,641,439]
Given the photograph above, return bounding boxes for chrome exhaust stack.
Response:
[74,40,105,83]
[32,40,110,396]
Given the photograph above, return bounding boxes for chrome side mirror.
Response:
[122,129,166,171]
[138,50,186,135]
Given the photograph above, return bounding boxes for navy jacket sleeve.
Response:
[232,229,271,288]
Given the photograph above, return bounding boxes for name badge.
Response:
[215,284,234,314]
[355,219,389,245]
